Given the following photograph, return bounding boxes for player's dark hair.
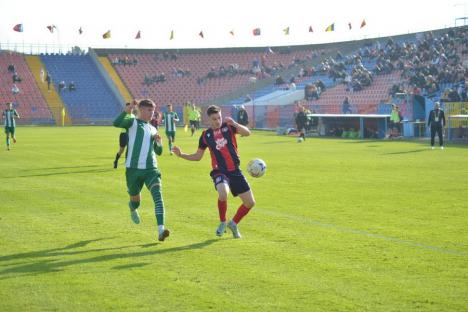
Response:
[139,99,155,108]
[125,102,131,106]
[207,105,221,116]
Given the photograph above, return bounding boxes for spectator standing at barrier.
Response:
[58,81,66,93]
[295,105,308,141]
[237,105,249,126]
[389,104,401,137]
[342,97,352,114]
[427,102,446,149]
[68,81,76,92]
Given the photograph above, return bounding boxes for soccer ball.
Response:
[247,159,266,178]
[297,137,304,143]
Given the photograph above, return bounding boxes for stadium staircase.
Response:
[25,55,71,125]
[0,52,54,125]
[41,54,122,125]
[98,56,133,103]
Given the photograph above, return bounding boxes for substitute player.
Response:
[162,104,179,155]
[172,105,255,239]
[113,99,170,241]
[3,102,20,151]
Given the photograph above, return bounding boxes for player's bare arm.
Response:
[225,117,250,136]
[172,146,205,161]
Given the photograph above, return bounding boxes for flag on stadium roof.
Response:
[348,22,352,30]
[135,30,141,39]
[102,30,111,39]
[13,24,23,32]
[229,30,235,36]
[266,47,275,54]
[253,28,261,36]
[199,31,204,38]
[283,27,290,35]
[361,19,367,28]
[170,30,174,40]
[47,25,57,33]
[325,23,334,32]
[78,27,83,34]
[309,26,313,33]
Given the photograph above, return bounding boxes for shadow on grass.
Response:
[21,165,104,171]
[382,149,427,155]
[0,168,112,179]
[0,238,218,277]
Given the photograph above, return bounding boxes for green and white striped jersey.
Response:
[3,109,19,127]
[162,112,179,132]
[113,112,163,169]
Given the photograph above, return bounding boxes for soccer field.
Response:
[0,126,467,311]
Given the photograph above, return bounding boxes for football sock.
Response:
[129,201,140,210]
[233,204,251,224]
[6,137,10,147]
[218,200,227,222]
[115,153,121,161]
[158,224,165,234]
[151,186,165,226]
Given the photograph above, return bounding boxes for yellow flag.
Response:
[102,30,111,39]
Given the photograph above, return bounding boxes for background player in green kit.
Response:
[162,104,179,155]
[3,102,20,151]
[113,99,170,241]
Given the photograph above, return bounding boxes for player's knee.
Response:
[218,193,228,202]
[129,200,140,210]
[245,199,255,209]
[130,194,141,202]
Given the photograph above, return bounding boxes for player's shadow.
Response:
[382,149,427,155]
[0,238,218,277]
[21,165,104,171]
[1,168,112,179]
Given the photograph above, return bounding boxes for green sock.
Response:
[150,186,164,226]
[6,137,10,146]
[129,201,140,210]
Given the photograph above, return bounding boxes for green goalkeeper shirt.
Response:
[113,112,162,169]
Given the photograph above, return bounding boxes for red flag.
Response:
[253,28,261,36]
[78,27,83,34]
[308,26,313,33]
[47,25,56,33]
[199,31,204,38]
[348,23,352,30]
[13,24,23,32]
[360,19,367,28]
[135,30,141,39]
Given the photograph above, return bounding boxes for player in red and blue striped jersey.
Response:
[172,105,255,239]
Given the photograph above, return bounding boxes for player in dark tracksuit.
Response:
[295,106,308,141]
[427,102,446,149]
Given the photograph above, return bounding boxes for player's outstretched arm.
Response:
[172,146,205,161]
[154,133,163,155]
[225,117,250,136]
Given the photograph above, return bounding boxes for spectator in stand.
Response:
[46,72,52,91]
[7,64,15,73]
[342,97,352,114]
[11,84,20,95]
[58,81,66,93]
[68,81,76,92]
[275,75,285,86]
[12,73,22,83]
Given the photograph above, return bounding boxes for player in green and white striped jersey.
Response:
[3,102,20,151]
[162,104,179,155]
[113,99,170,241]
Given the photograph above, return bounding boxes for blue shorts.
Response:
[210,169,250,197]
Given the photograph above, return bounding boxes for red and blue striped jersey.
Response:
[198,123,240,172]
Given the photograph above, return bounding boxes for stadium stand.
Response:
[40,54,122,125]
[0,51,54,125]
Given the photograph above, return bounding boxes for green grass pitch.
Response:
[0,126,467,311]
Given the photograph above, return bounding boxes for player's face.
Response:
[209,112,222,129]
[139,106,155,122]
